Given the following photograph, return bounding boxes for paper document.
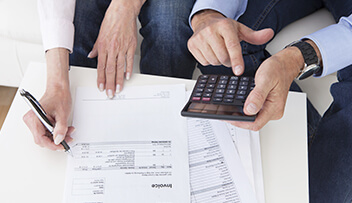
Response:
[227,124,265,203]
[188,118,258,203]
[64,85,190,203]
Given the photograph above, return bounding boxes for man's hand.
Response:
[23,48,74,151]
[227,46,306,131]
[188,10,274,75]
[88,0,145,99]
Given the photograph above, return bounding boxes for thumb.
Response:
[239,24,274,45]
[244,80,271,116]
[53,118,68,145]
[87,45,98,58]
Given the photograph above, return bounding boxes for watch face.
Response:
[297,64,320,80]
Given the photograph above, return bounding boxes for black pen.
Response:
[20,89,73,156]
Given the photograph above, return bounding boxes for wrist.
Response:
[277,47,305,81]
[191,9,226,31]
[111,0,145,17]
[45,48,70,90]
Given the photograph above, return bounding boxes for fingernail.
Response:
[126,72,131,80]
[99,83,104,92]
[107,89,114,99]
[234,65,243,76]
[54,134,65,145]
[116,84,121,94]
[87,51,92,58]
[246,103,258,115]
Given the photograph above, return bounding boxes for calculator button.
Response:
[193,92,202,97]
[227,85,237,90]
[216,89,225,94]
[213,98,223,102]
[197,84,206,88]
[196,88,204,92]
[240,77,249,81]
[206,84,215,88]
[208,76,217,84]
[224,95,235,99]
[224,98,234,103]
[203,93,212,97]
[192,97,201,101]
[238,86,247,90]
[230,76,239,81]
[202,97,211,101]
[217,84,226,89]
[235,95,245,100]
[239,81,248,86]
[200,79,207,84]
[205,88,214,93]
[237,90,246,95]
[219,80,228,85]
[214,94,224,98]
[226,89,236,94]
[220,76,229,80]
[200,75,209,79]
[229,80,237,85]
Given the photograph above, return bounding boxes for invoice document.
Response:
[188,118,260,203]
[64,85,190,203]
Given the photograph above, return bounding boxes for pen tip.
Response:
[66,149,74,157]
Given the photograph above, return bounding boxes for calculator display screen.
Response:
[187,102,245,117]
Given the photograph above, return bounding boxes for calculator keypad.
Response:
[191,75,255,106]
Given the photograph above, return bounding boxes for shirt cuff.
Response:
[189,0,248,29]
[304,16,352,77]
[40,19,74,53]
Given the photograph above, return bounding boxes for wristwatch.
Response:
[286,40,321,80]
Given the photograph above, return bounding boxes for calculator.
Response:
[181,75,256,121]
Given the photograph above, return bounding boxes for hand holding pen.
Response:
[21,89,75,155]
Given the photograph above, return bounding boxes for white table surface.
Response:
[0,62,308,203]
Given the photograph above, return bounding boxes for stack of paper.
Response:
[63,85,265,203]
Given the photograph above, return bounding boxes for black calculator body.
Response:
[181,75,256,122]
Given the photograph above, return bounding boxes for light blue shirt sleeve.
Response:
[189,0,248,28]
[304,14,352,77]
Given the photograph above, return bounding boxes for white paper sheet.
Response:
[226,124,265,203]
[188,118,258,203]
[64,85,190,203]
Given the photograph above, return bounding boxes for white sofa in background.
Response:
[0,0,337,115]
